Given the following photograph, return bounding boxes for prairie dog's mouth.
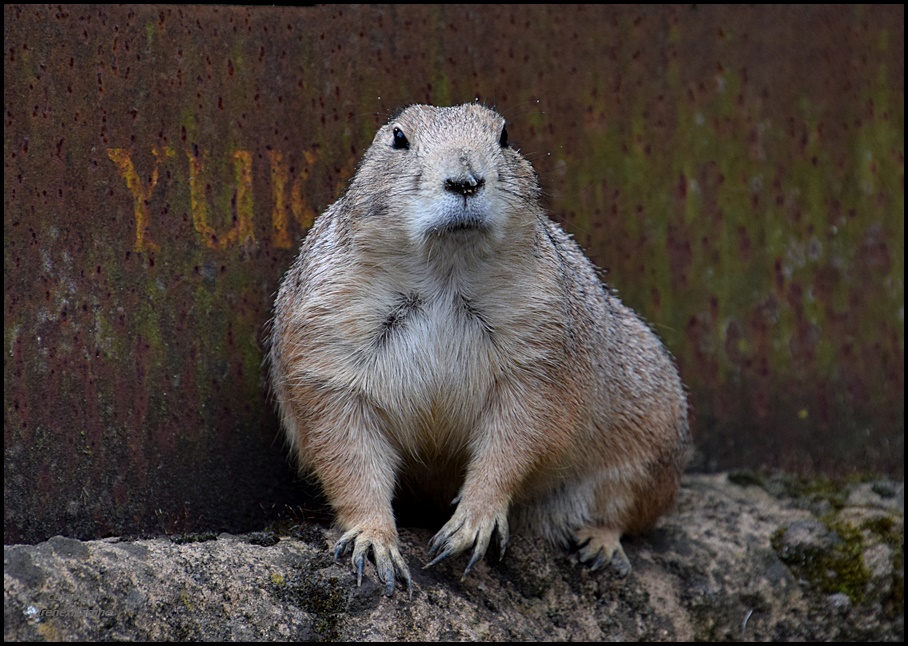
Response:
[425,216,489,238]
[424,196,492,238]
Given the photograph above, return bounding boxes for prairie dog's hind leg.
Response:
[516,476,634,576]
[572,456,683,577]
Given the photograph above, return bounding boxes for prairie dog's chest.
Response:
[356,284,501,422]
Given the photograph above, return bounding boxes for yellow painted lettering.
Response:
[185,148,255,250]
[230,150,255,249]
[269,149,319,248]
[290,149,319,235]
[186,148,218,248]
[107,147,174,252]
[267,150,292,249]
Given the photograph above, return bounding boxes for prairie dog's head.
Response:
[348,104,541,250]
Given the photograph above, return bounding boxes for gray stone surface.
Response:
[4,473,903,641]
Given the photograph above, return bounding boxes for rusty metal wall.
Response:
[4,5,903,543]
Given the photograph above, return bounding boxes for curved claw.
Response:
[424,546,454,569]
[372,541,413,597]
[355,551,365,586]
[332,529,359,562]
[426,518,465,561]
[462,514,508,576]
[463,544,485,577]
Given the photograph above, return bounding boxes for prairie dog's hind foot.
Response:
[574,526,632,577]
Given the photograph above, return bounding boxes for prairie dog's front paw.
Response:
[333,527,412,596]
[425,503,509,577]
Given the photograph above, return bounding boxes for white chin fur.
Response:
[407,193,506,245]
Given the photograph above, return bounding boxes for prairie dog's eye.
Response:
[499,126,509,148]
[392,127,410,150]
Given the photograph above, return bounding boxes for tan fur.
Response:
[269,103,690,595]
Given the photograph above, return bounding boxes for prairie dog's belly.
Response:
[351,288,499,450]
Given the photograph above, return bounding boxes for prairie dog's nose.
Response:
[444,171,485,197]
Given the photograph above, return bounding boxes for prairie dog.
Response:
[269,103,690,596]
